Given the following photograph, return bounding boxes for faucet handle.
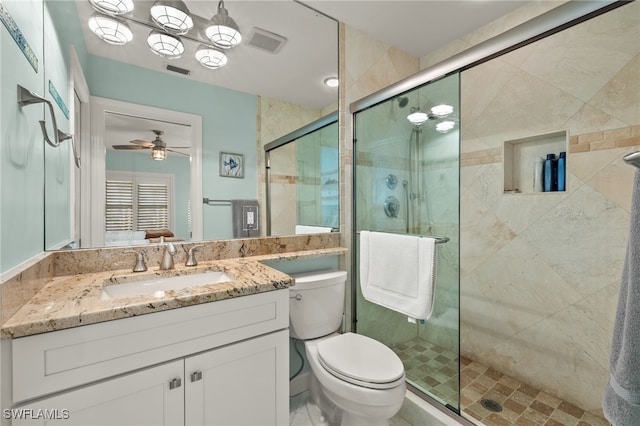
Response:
[186,245,204,267]
[124,250,147,272]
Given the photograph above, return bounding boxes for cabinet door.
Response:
[185,330,289,426]
[12,360,184,426]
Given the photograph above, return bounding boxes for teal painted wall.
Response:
[106,150,191,240]
[43,0,72,250]
[1,0,46,273]
[86,55,258,241]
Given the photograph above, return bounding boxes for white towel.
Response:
[295,225,333,234]
[359,231,436,320]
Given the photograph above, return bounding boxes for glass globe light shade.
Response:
[147,31,184,59]
[150,0,193,35]
[195,47,228,69]
[88,14,133,45]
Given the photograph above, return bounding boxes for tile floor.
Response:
[289,392,411,426]
[393,337,611,426]
[461,356,611,426]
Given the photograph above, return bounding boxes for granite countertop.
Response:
[1,248,346,339]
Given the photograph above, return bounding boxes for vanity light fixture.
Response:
[406,107,429,126]
[195,45,228,69]
[147,30,184,58]
[88,14,133,45]
[206,0,242,49]
[150,0,193,35]
[435,120,456,133]
[324,77,339,88]
[430,104,454,118]
[89,0,134,16]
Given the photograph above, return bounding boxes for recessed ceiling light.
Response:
[324,77,339,88]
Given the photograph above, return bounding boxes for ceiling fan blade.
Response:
[112,145,149,150]
[166,148,190,157]
[166,146,190,149]
[129,139,154,147]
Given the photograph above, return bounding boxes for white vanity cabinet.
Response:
[10,290,289,426]
[13,360,185,426]
[185,330,288,426]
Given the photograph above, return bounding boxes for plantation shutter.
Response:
[137,183,169,231]
[105,172,174,233]
[105,180,134,231]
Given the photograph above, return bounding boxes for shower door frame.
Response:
[349,0,628,420]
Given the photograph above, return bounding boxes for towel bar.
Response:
[203,198,231,205]
[356,231,449,244]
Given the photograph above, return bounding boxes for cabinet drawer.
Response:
[13,290,288,402]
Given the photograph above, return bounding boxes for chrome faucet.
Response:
[160,243,177,270]
[124,250,147,272]
[185,245,204,267]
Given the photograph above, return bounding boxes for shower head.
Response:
[396,96,409,108]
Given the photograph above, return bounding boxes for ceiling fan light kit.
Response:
[88,0,242,69]
[112,130,189,161]
[151,145,167,160]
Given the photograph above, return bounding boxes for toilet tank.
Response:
[289,270,347,340]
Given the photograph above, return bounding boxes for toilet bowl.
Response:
[289,270,406,426]
[305,333,406,425]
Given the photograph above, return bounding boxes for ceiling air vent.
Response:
[165,64,191,76]
[246,27,287,54]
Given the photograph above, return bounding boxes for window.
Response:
[105,171,174,232]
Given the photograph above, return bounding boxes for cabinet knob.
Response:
[169,378,182,390]
[190,371,203,382]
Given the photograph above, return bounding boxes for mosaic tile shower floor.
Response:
[393,337,611,426]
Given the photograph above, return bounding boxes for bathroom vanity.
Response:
[0,235,346,426]
[10,288,288,426]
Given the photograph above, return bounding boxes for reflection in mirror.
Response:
[266,114,339,236]
[88,96,203,248]
[41,0,338,250]
[104,113,191,246]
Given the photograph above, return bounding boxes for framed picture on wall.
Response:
[219,152,244,178]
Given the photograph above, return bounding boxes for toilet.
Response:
[289,270,406,426]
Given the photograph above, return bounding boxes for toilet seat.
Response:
[317,333,405,390]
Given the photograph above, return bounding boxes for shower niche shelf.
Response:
[503,131,568,194]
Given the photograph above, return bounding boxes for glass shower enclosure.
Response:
[265,113,339,236]
[353,73,461,412]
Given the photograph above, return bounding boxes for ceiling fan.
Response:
[112,130,189,160]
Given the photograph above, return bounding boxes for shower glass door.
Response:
[353,72,461,411]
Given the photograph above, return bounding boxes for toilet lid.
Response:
[317,333,404,389]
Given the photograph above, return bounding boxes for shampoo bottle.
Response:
[543,153,557,192]
[533,157,544,192]
[557,151,566,191]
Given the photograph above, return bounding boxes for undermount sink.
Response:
[100,271,232,300]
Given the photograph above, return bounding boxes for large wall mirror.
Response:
[42,0,338,249]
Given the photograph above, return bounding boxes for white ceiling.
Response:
[76,0,528,110]
[75,0,529,152]
[305,0,528,59]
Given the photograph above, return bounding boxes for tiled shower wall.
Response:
[459,2,639,416]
